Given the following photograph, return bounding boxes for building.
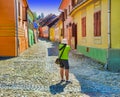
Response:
[47,17,59,41]
[33,21,39,43]
[38,14,57,39]
[27,9,34,47]
[0,0,28,56]
[59,0,76,49]
[70,0,120,72]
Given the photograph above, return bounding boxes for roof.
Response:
[38,14,57,27]
[59,0,70,11]
[22,0,28,7]
[47,17,59,27]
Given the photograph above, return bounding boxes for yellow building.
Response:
[50,26,55,41]
[70,0,120,72]
[54,22,61,42]
[57,19,63,42]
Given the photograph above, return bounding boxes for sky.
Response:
[27,0,62,17]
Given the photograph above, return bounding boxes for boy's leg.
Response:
[65,69,69,81]
[60,67,64,80]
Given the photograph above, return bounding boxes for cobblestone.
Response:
[69,50,120,96]
[0,38,120,97]
[0,38,85,97]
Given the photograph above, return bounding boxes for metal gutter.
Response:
[104,0,111,70]
[108,0,111,49]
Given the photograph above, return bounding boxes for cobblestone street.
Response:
[0,38,85,97]
[0,38,120,97]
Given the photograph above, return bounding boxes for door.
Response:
[72,23,77,49]
[74,24,77,49]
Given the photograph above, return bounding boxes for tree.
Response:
[37,15,41,20]
[41,13,44,18]
[33,12,37,20]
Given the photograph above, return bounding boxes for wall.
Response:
[111,0,120,49]
[71,0,108,63]
[50,27,55,41]
[28,29,34,47]
[107,0,120,72]
[0,0,17,56]
[18,0,28,54]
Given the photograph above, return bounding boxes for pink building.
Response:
[59,0,77,49]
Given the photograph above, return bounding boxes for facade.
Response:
[47,17,59,40]
[49,13,64,42]
[0,0,28,56]
[56,18,63,42]
[59,0,76,49]
[38,26,43,37]
[38,14,57,39]
[49,26,55,41]
[108,0,120,72]
[27,9,34,47]
[33,21,39,43]
[54,24,60,42]
[70,0,120,72]
[42,26,49,38]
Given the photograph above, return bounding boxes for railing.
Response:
[72,0,86,7]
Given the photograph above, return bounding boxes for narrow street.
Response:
[0,38,120,97]
[0,38,84,97]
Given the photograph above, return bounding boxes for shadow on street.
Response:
[0,57,14,60]
[49,82,68,95]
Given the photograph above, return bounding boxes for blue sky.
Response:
[27,0,61,16]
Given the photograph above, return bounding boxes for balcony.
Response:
[72,0,87,8]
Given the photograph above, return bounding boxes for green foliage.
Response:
[33,12,38,20]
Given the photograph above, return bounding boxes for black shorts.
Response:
[60,59,69,69]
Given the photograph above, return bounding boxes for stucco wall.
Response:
[72,0,108,49]
[111,0,120,49]
[0,0,17,56]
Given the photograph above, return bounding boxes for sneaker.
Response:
[66,80,72,84]
[60,80,65,83]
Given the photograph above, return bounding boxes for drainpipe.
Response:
[105,0,111,69]
[14,0,19,56]
[108,0,111,49]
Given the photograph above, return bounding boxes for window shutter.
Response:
[75,24,77,37]
[22,7,27,21]
[18,2,20,17]
[94,12,97,36]
[62,12,64,21]
[98,11,101,36]
[72,23,75,37]
[94,11,101,36]
[72,0,75,7]
[65,9,67,19]
[82,17,86,37]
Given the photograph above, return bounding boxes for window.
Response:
[18,2,20,17]
[69,5,70,13]
[72,23,77,37]
[72,0,75,7]
[81,17,86,37]
[72,23,75,37]
[72,0,78,7]
[64,9,67,19]
[94,11,101,36]
[75,0,78,4]
[61,12,64,21]
[22,7,27,21]
[61,28,63,36]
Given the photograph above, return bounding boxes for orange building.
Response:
[0,0,28,57]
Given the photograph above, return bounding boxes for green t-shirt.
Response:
[59,43,71,60]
